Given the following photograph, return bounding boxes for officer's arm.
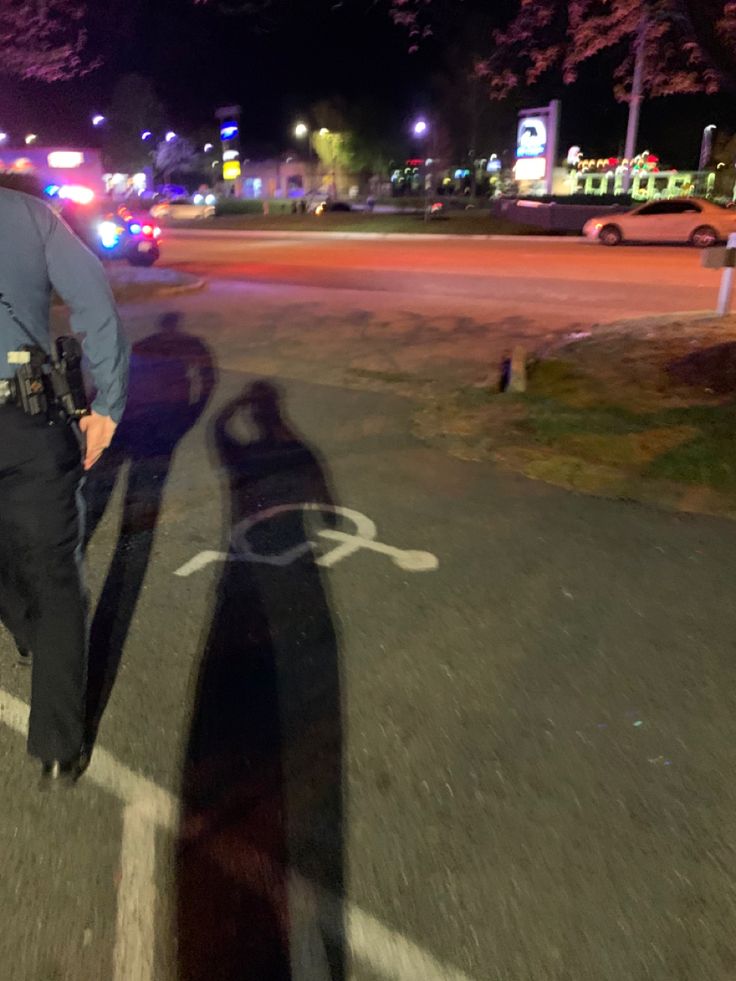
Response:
[41,209,130,424]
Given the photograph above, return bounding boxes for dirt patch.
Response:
[667,341,736,395]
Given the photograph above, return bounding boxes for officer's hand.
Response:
[79,412,117,470]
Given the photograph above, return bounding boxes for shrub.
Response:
[215,198,294,216]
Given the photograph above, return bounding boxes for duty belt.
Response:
[0,379,14,405]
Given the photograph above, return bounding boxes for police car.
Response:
[45,186,162,266]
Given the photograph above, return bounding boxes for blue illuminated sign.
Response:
[517,116,547,159]
[220,124,239,140]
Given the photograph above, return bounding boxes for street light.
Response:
[25,133,37,145]
[141,130,153,141]
[0,132,7,144]
[294,121,315,191]
[92,114,106,127]
[165,131,177,143]
[203,142,214,152]
[412,118,432,220]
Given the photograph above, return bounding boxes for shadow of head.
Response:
[159,310,183,333]
[241,380,290,442]
[121,311,217,437]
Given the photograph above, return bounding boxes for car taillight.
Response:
[142,224,153,237]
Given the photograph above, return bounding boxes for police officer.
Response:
[0,185,129,785]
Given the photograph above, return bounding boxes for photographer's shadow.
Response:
[85,312,217,741]
[177,381,345,981]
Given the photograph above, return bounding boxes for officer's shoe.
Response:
[40,747,90,789]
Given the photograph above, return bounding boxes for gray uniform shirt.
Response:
[0,187,129,422]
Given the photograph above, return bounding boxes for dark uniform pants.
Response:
[0,405,87,762]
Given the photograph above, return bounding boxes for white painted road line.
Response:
[0,686,477,981]
[114,802,157,981]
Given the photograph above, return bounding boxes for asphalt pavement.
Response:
[162,229,721,324]
[1,237,736,980]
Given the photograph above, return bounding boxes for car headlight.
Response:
[205,194,216,205]
[193,194,203,205]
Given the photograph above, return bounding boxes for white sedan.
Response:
[149,199,215,221]
[583,198,736,248]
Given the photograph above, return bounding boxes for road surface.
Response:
[163,229,721,324]
[0,232,735,981]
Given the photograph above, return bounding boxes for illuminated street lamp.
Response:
[165,131,177,143]
[411,118,433,220]
[25,133,37,145]
[294,121,315,190]
[0,132,7,144]
[203,142,214,152]
[92,114,106,127]
[141,130,153,141]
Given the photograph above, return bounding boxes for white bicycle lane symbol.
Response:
[174,503,439,577]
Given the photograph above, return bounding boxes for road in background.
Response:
[163,230,719,323]
[0,234,735,980]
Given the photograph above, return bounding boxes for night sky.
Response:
[0,0,734,169]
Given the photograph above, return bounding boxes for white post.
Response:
[622,16,647,193]
[717,233,736,317]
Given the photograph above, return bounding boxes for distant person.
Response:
[0,186,129,786]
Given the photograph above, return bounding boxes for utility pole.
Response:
[622,15,647,193]
[699,124,717,171]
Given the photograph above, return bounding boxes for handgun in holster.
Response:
[8,338,89,424]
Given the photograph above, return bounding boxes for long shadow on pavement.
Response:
[177,381,345,981]
[84,311,217,743]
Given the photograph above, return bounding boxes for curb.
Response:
[153,276,207,296]
[106,269,207,301]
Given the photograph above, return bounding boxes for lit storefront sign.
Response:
[47,151,84,168]
[517,117,547,159]
[514,101,560,193]
[223,160,241,181]
[220,124,239,141]
[514,158,547,182]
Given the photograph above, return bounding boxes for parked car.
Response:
[150,199,216,221]
[583,198,736,247]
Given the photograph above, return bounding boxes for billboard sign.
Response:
[517,117,548,159]
[514,101,560,193]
